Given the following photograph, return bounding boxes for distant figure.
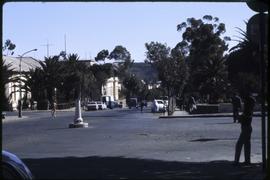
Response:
[234,93,256,165]
[188,96,196,113]
[140,101,144,112]
[232,93,242,123]
[51,101,57,119]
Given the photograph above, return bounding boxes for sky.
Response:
[3,2,256,62]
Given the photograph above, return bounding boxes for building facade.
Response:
[101,77,121,101]
[3,56,41,110]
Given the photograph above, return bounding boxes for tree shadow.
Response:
[22,156,264,179]
[205,122,236,125]
[189,138,237,142]
[189,138,219,142]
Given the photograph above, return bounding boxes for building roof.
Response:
[77,59,96,67]
[3,56,41,72]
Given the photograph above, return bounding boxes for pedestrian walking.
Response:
[51,101,57,119]
[232,93,242,123]
[188,96,197,113]
[234,93,256,165]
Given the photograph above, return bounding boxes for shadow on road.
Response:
[189,138,237,142]
[205,122,236,125]
[23,156,264,179]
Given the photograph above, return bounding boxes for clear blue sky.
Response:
[3,2,256,62]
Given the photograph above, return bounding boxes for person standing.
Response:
[234,93,256,165]
[51,101,57,119]
[232,93,242,123]
[140,101,144,112]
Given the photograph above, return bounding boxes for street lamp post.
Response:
[18,49,38,118]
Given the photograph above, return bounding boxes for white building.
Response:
[3,56,41,110]
[101,77,121,101]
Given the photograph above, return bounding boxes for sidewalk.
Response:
[160,110,267,118]
[2,107,76,122]
[23,107,76,112]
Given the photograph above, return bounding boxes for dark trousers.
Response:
[234,125,252,163]
[233,108,239,122]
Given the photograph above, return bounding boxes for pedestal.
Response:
[69,98,88,128]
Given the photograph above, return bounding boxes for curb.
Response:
[159,115,233,118]
[159,113,266,119]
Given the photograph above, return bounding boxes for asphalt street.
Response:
[2,107,265,179]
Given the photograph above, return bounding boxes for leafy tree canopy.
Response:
[108,45,131,62]
[108,45,134,79]
[145,41,188,97]
[177,15,230,69]
[176,15,230,103]
[95,49,109,62]
[2,39,16,55]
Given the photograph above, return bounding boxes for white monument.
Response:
[69,98,88,128]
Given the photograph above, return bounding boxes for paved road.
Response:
[2,108,265,179]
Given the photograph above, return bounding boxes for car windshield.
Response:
[157,101,164,104]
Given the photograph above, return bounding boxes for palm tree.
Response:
[22,68,46,107]
[226,27,261,95]
[61,54,82,102]
[1,60,16,110]
[38,56,63,107]
[197,56,228,103]
[2,60,17,88]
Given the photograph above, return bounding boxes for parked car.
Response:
[2,150,34,179]
[86,102,99,110]
[2,112,6,119]
[96,101,107,110]
[151,99,166,113]
[161,96,168,108]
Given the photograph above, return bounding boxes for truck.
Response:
[128,97,138,109]
[101,96,115,109]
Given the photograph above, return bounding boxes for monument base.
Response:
[69,122,88,128]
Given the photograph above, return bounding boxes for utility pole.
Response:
[41,40,53,57]
[259,11,266,172]
[246,0,268,172]
[18,49,38,118]
[64,34,67,55]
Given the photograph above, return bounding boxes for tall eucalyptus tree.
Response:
[177,15,230,103]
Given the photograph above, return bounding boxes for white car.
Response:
[96,101,107,110]
[86,102,99,111]
[151,99,166,113]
